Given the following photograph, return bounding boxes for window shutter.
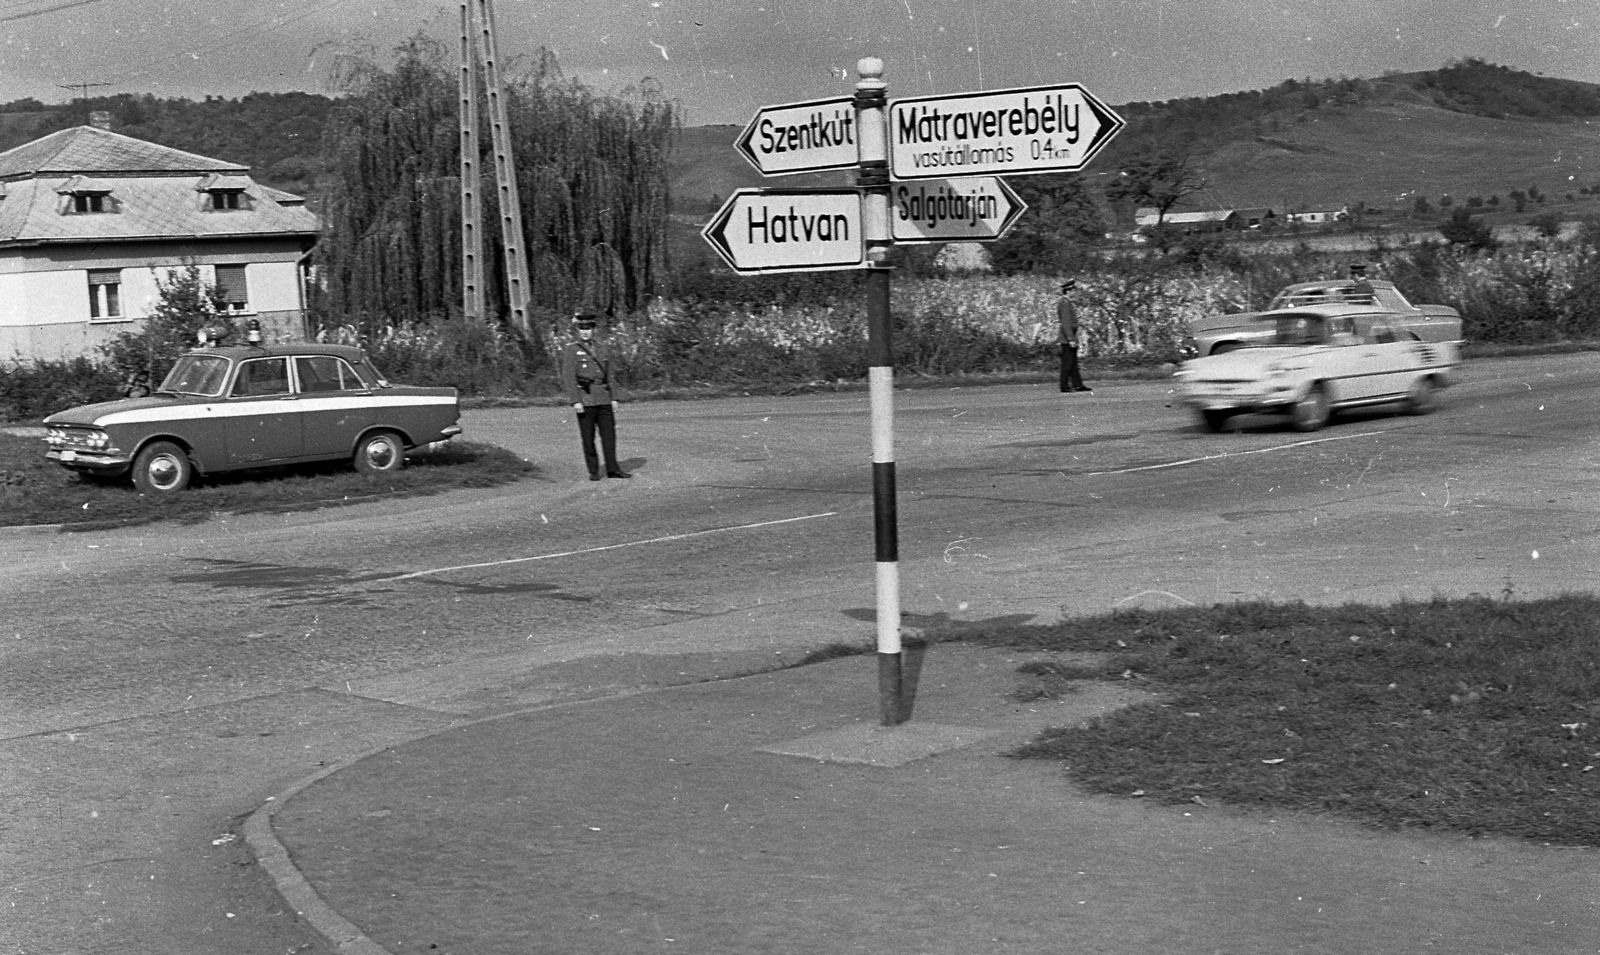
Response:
[214,265,249,311]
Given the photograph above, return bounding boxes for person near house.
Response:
[1057,279,1091,393]
[560,312,632,481]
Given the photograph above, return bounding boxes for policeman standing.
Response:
[1057,279,1091,393]
[560,312,631,481]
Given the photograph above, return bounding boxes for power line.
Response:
[97,0,360,88]
[0,0,116,25]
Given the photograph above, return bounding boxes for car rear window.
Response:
[296,355,367,393]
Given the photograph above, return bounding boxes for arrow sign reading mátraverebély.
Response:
[888,84,1124,180]
[702,189,864,274]
[890,177,1027,244]
[736,96,858,176]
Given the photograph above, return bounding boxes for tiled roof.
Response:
[0,176,319,244]
[0,126,317,245]
[0,126,246,180]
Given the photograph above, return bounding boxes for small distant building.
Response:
[1134,208,1246,234]
[0,125,320,363]
[1283,206,1350,225]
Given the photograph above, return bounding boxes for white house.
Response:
[0,125,320,363]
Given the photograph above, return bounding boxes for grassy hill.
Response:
[670,61,1600,231]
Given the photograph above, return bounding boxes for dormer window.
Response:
[57,175,117,215]
[196,174,254,212]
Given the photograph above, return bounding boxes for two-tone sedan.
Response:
[1174,305,1461,433]
[43,343,462,494]
[1180,279,1464,358]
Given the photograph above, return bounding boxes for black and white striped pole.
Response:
[854,58,902,726]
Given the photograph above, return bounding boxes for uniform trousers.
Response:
[576,403,620,477]
[1060,343,1087,392]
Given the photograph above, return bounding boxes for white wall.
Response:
[0,244,311,362]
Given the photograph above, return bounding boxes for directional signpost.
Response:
[706,64,1123,729]
[701,188,864,274]
[887,84,1124,181]
[735,96,858,176]
[889,176,1026,244]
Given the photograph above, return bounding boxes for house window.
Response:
[72,193,109,213]
[214,264,250,313]
[87,269,123,321]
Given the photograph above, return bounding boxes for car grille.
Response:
[45,426,110,450]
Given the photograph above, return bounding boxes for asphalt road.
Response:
[1,352,1595,954]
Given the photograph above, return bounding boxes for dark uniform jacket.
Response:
[561,339,617,406]
[1057,297,1080,344]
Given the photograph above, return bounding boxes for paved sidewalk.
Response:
[250,644,1600,955]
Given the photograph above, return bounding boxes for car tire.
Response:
[1291,384,1331,432]
[132,441,192,495]
[1211,341,1244,355]
[1200,409,1232,432]
[354,430,405,475]
[1404,376,1437,415]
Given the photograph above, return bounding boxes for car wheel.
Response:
[1404,376,1437,415]
[1200,409,1232,432]
[132,441,192,494]
[1291,384,1331,432]
[354,430,406,474]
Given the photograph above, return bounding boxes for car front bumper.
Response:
[1177,381,1299,413]
[46,448,132,473]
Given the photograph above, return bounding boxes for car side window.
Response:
[1368,324,1397,344]
[296,356,364,393]
[233,358,290,397]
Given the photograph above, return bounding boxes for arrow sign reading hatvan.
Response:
[702,188,864,274]
[736,96,858,176]
[888,84,1124,180]
[890,176,1027,243]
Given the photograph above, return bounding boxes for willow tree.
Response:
[310,38,677,343]
[313,38,462,337]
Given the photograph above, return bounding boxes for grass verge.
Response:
[958,596,1600,846]
[0,432,537,530]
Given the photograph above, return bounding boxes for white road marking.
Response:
[383,511,840,581]
[1087,430,1386,476]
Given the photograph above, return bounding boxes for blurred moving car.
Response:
[43,341,461,494]
[1173,304,1462,433]
[1180,279,1463,358]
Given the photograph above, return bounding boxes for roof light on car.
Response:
[246,319,262,344]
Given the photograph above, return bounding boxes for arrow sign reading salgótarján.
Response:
[702,188,864,274]
[888,84,1124,181]
[736,97,858,176]
[890,177,1027,244]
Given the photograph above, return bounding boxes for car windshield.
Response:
[158,355,231,396]
[1269,314,1329,346]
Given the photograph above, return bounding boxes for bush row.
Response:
[4,236,1599,421]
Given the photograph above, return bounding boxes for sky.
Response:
[0,0,1594,126]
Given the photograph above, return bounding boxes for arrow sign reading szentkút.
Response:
[890,177,1027,243]
[702,188,864,274]
[736,96,858,176]
[887,84,1124,181]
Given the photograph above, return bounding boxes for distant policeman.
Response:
[560,313,632,481]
